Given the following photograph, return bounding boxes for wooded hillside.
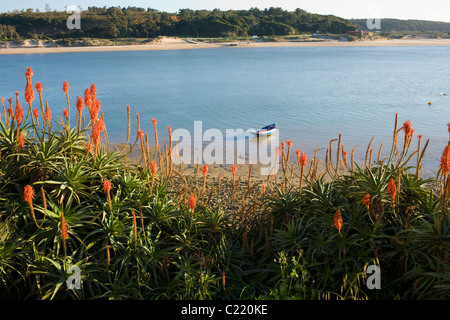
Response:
[0,6,358,40]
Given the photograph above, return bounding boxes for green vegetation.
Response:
[0,6,357,40]
[0,69,449,300]
[351,18,450,38]
[2,7,450,44]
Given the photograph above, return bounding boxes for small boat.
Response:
[254,123,277,137]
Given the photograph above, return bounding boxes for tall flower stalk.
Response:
[202,164,208,196]
[103,180,113,215]
[15,97,24,138]
[150,160,157,193]
[334,208,343,234]
[24,185,36,224]
[297,150,307,193]
[76,96,84,132]
[189,193,196,212]
[387,178,397,210]
[63,80,70,127]
[60,211,69,246]
[24,67,34,126]
[131,211,137,244]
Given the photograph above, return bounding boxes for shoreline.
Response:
[1,38,450,55]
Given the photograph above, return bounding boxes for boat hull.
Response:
[254,123,277,137]
[256,129,276,137]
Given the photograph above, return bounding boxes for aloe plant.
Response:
[0,68,448,300]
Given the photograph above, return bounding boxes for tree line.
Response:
[0,6,358,40]
[351,18,450,34]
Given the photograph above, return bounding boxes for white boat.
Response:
[254,123,277,137]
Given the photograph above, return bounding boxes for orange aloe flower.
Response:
[103,180,112,193]
[63,108,69,119]
[24,184,35,203]
[63,80,69,94]
[92,120,103,148]
[35,81,43,93]
[151,118,157,126]
[137,129,144,140]
[150,160,157,175]
[25,81,34,105]
[286,141,292,157]
[90,83,97,101]
[402,120,414,139]
[60,212,69,241]
[24,185,36,222]
[342,150,349,162]
[387,178,397,203]
[97,117,105,132]
[201,164,209,194]
[76,96,84,113]
[32,108,39,121]
[299,152,307,168]
[363,193,371,209]
[167,126,172,133]
[84,88,91,107]
[440,144,450,175]
[25,67,33,78]
[189,194,196,212]
[17,132,25,148]
[334,208,343,233]
[15,101,24,126]
[90,99,101,122]
[103,180,113,212]
[44,104,51,123]
[222,270,226,291]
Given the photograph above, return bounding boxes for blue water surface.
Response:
[1,45,449,174]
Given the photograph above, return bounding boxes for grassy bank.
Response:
[0,68,449,300]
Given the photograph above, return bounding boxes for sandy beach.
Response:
[1,37,450,55]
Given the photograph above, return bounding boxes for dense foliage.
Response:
[0,69,449,300]
[0,6,357,40]
[352,18,450,34]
